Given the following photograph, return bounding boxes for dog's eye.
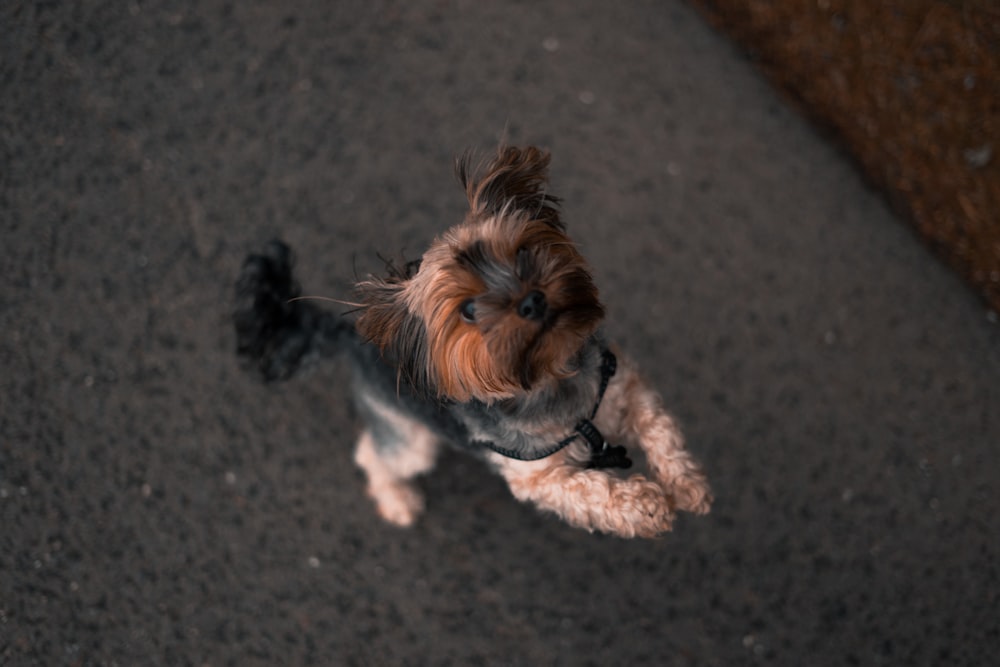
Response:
[459,298,476,323]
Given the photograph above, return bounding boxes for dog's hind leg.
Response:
[353,395,441,527]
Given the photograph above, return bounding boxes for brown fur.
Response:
[357,148,603,402]
[457,145,563,230]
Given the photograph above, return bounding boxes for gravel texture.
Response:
[3,1,999,665]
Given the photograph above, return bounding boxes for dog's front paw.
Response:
[667,471,713,515]
[644,450,713,515]
[600,476,676,538]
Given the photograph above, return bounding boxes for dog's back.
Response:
[233,239,468,445]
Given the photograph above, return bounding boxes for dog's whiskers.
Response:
[288,295,366,308]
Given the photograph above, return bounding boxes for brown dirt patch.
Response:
[689,0,1000,312]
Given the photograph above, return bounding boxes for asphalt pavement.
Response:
[3,1,999,665]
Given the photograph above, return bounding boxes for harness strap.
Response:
[472,349,632,469]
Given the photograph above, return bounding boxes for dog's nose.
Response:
[517,290,547,321]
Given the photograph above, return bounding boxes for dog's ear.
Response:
[456,145,563,229]
[355,279,432,394]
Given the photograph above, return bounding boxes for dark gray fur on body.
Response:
[234,240,608,464]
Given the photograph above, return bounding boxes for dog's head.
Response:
[356,146,605,402]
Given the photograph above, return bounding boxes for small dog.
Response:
[234,146,712,537]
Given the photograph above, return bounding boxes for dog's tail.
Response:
[234,239,356,382]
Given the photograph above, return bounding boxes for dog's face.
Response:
[357,146,605,402]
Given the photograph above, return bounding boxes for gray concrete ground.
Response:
[3,1,999,665]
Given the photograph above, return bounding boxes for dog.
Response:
[234,146,712,537]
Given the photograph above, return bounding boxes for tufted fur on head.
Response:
[456,145,564,231]
[355,146,604,402]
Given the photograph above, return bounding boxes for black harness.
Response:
[470,349,632,469]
